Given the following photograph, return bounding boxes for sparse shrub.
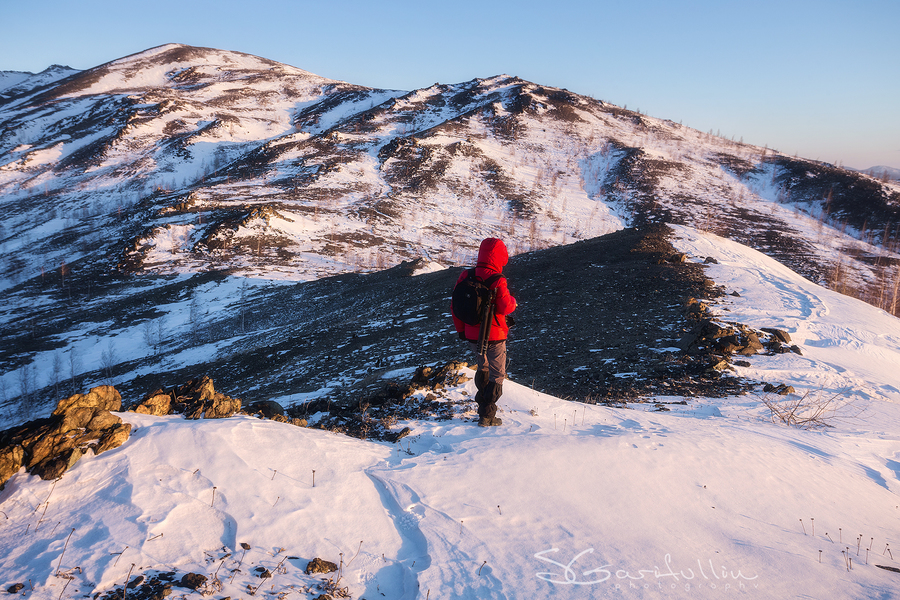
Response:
[760,389,858,429]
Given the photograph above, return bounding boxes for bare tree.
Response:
[68,351,81,395]
[155,317,166,354]
[240,281,248,333]
[891,266,900,317]
[144,317,166,355]
[52,351,63,400]
[60,261,69,287]
[189,297,203,344]
[100,342,117,385]
[18,366,30,406]
[144,319,155,349]
[0,376,10,421]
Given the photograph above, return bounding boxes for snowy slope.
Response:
[1,44,896,289]
[0,65,78,97]
[2,227,900,600]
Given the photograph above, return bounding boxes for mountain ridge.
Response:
[1,43,899,420]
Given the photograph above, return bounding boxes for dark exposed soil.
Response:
[502,225,745,401]
[291,225,767,442]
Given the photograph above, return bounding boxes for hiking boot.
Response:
[478,417,502,427]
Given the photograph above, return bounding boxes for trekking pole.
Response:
[477,289,497,356]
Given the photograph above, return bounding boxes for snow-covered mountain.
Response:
[1,43,899,420]
[859,165,900,182]
[0,65,78,98]
[2,44,898,283]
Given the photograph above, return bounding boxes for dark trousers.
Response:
[470,341,506,420]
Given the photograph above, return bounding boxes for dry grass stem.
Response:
[760,389,861,429]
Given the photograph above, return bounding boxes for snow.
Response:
[0,71,32,93]
[3,227,900,599]
[669,224,900,408]
[2,46,900,598]
[409,260,446,275]
[0,66,79,97]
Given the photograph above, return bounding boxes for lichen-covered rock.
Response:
[134,391,173,416]
[25,431,78,469]
[178,376,241,419]
[87,410,122,432]
[53,385,122,415]
[136,377,241,419]
[59,407,97,433]
[32,447,83,480]
[94,423,132,455]
[0,445,24,489]
[186,394,241,420]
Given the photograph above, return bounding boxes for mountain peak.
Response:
[104,43,329,81]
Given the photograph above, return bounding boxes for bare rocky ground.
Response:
[4,222,809,457]
[3,223,787,440]
[277,224,783,440]
[111,226,758,422]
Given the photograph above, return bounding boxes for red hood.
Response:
[476,238,509,273]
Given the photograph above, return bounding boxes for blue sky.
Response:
[2,0,898,169]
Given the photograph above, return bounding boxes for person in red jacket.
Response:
[451,238,517,427]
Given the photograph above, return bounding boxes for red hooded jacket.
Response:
[452,238,517,342]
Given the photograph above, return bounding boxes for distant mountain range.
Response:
[1,43,898,418]
[0,64,78,97]
[853,165,900,182]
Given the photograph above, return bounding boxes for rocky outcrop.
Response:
[410,361,471,391]
[134,376,241,419]
[0,446,24,490]
[291,361,470,442]
[53,385,122,415]
[676,317,764,357]
[246,400,284,419]
[305,557,338,575]
[0,386,131,488]
[679,299,801,359]
[134,377,311,429]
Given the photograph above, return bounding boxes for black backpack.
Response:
[451,269,502,326]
